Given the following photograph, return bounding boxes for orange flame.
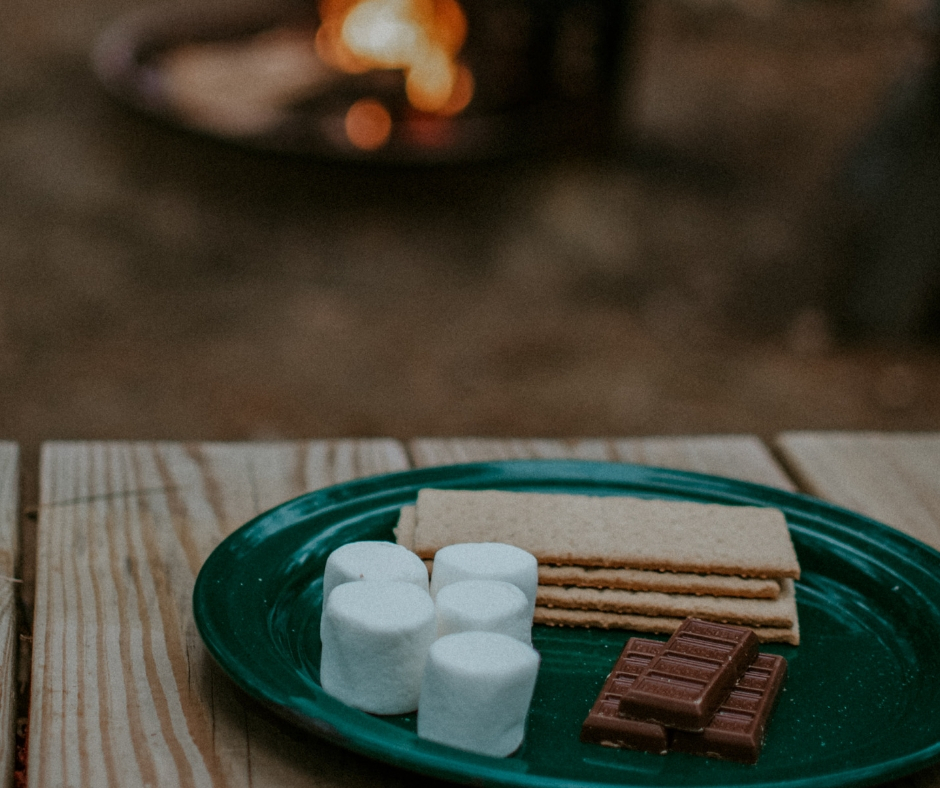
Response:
[317,0,472,118]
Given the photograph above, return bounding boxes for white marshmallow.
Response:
[435,579,532,644]
[417,631,541,757]
[322,540,429,602]
[430,542,538,620]
[320,580,436,715]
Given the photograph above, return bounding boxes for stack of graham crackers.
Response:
[394,489,800,645]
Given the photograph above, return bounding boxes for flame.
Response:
[318,0,472,121]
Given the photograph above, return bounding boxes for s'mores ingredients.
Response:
[534,607,800,645]
[581,634,788,763]
[618,618,759,731]
[435,579,532,643]
[536,579,797,628]
[429,542,538,621]
[319,580,436,715]
[537,565,781,598]
[322,540,429,601]
[413,489,799,578]
[417,631,541,757]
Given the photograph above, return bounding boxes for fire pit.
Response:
[92,0,633,162]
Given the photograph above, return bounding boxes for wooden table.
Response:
[2,434,938,787]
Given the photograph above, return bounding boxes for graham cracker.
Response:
[535,579,797,628]
[394,504,417,547]
[533,607,800,646]
[412,489,800,578]
[537,565,780,598]
[398,505,783,598]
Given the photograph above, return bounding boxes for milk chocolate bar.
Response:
[583,638,786,763]
[580,638,669,754]
[618,618,759,731]
[671,651,787,763]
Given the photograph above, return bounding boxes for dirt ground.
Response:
[1,0,939,463]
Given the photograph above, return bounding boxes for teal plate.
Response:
[193,460,940,788]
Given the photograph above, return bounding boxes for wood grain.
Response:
[28,440,413,788]
[0,443,19,788]
[408,437,611,464]
[409,435,796,489]
[776,431,940,549]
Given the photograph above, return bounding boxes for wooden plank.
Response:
[604,435,796,490]
[776,431,940,550]
[774,433,940,788]
[0,443,19,788]
[409,437,611,464]
[409,435,796,489]
[28,440,412,788]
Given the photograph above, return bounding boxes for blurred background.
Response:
[1,0,939,461]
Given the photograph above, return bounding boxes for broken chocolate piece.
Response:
[583,638,787,764]
[671,652,787,763]
[580,638,670,753]
[618,618,760,731]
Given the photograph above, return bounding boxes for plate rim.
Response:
[193,458,940,788]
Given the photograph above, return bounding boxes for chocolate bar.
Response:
[582,637,787,764]
[580,638,669,754]
[618,619,760,731]
[671,652,787,763]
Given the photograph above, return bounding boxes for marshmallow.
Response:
[430,542,538,620]
[417,631,541,757]
[320,580,435,715]
[323,540,429,602]
[435,579,532,644]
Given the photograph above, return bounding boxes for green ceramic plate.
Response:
[193,460,940,788]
